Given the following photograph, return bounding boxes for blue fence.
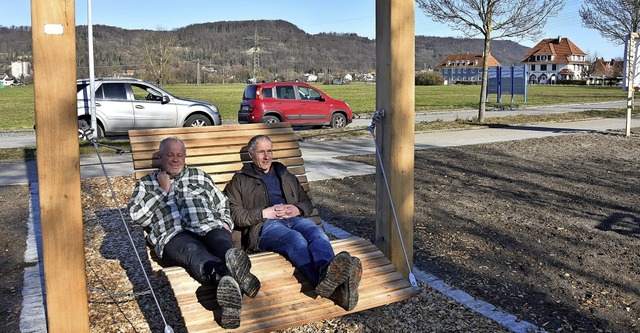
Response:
[487,65,527,104]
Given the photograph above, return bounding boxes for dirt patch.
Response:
[2,129,639,332]
[0,185,30,333]
[317,130,640,332]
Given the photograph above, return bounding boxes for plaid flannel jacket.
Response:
[128,166,233,257]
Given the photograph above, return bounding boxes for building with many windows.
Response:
[520,36,588,84]
[434,54,501,85]
[11,61,31,79]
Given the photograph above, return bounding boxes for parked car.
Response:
[76,77,222,138]
[238,82,353,128]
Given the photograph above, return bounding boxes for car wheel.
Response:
[96,124,105,139]
[330,113,347,128]
[262,115,280,124]
[184,114,212,127]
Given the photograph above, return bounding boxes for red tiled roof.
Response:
[434,53,501,69]
[590,58,623,77]
[521,37,587,64]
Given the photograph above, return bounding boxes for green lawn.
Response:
[0,82,628,131]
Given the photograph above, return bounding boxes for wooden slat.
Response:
[128,123,418,332]
[160,237,417,333]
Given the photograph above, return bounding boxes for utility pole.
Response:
[244,26,269,81]
[197,58,200,85]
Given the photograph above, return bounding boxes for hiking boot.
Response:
[315,251,352,298]
[216,275,242,329]
[331,256,363,311]
[225,248,261,298]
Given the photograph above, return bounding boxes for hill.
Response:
[0,20,530,84]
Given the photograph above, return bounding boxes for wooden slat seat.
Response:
[128,123,417,332]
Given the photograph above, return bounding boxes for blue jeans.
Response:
[258,217,334,286]
[162,228,233,284]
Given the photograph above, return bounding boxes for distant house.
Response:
[587,58,623,85]
[0,74,14,87]
[362,73,375,82]
[520,36,588,84]
[434,54,501,85]
[304,73,318,82]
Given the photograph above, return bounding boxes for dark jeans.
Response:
[258,217,335,286]
[162,228,234,284]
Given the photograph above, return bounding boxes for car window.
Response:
[261,87,273,98]
[131,83,162,101]
[275,86,295,99]
[298,86,321,100]
[97,83,127,100]
[243,85,258,100]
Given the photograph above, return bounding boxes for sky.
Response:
[2,0,626,60]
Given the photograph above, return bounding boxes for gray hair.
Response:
[247,135,272,154]
[158,136,186,156]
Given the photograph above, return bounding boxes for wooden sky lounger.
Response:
[128,122,417,332]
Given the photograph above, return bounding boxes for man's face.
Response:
[160,139,186,176]
[250,138,273,173]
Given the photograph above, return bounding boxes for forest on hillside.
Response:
[0,20,530,84]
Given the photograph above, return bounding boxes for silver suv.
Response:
[77,78,222,137]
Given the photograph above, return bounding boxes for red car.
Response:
[238,82,353,128]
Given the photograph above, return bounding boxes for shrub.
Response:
[556,80,586,85]
[415,72,444,86]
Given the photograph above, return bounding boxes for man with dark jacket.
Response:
[224,134,362,311]
[128,136,260,329]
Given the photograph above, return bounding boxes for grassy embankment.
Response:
[0,83,632,161]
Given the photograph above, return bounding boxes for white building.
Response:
[0,74,15,86]
[11,61,31,78]
[520,36,588,84]
[304,73,318,82]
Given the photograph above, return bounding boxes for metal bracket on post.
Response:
[367,108,385,134]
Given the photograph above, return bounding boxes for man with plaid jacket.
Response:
[128,136,259,329]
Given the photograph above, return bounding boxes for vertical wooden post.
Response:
[31,1,90,332]
[375,0,415,278]
[625,33,637,137]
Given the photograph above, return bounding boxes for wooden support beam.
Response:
[31,1,90,331]
[375,0,415,278]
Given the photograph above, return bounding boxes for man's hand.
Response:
[263,204,300,219]
[157,171,171,193]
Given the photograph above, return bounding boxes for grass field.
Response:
[0,82,628,131]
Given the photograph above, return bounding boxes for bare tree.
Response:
[417,0,564,122]
[582,0,640,136]
[138,29,177,86]
[580,0,640,44]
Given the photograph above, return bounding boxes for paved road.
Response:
[1,100,630,149]
[0,100,635,186]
